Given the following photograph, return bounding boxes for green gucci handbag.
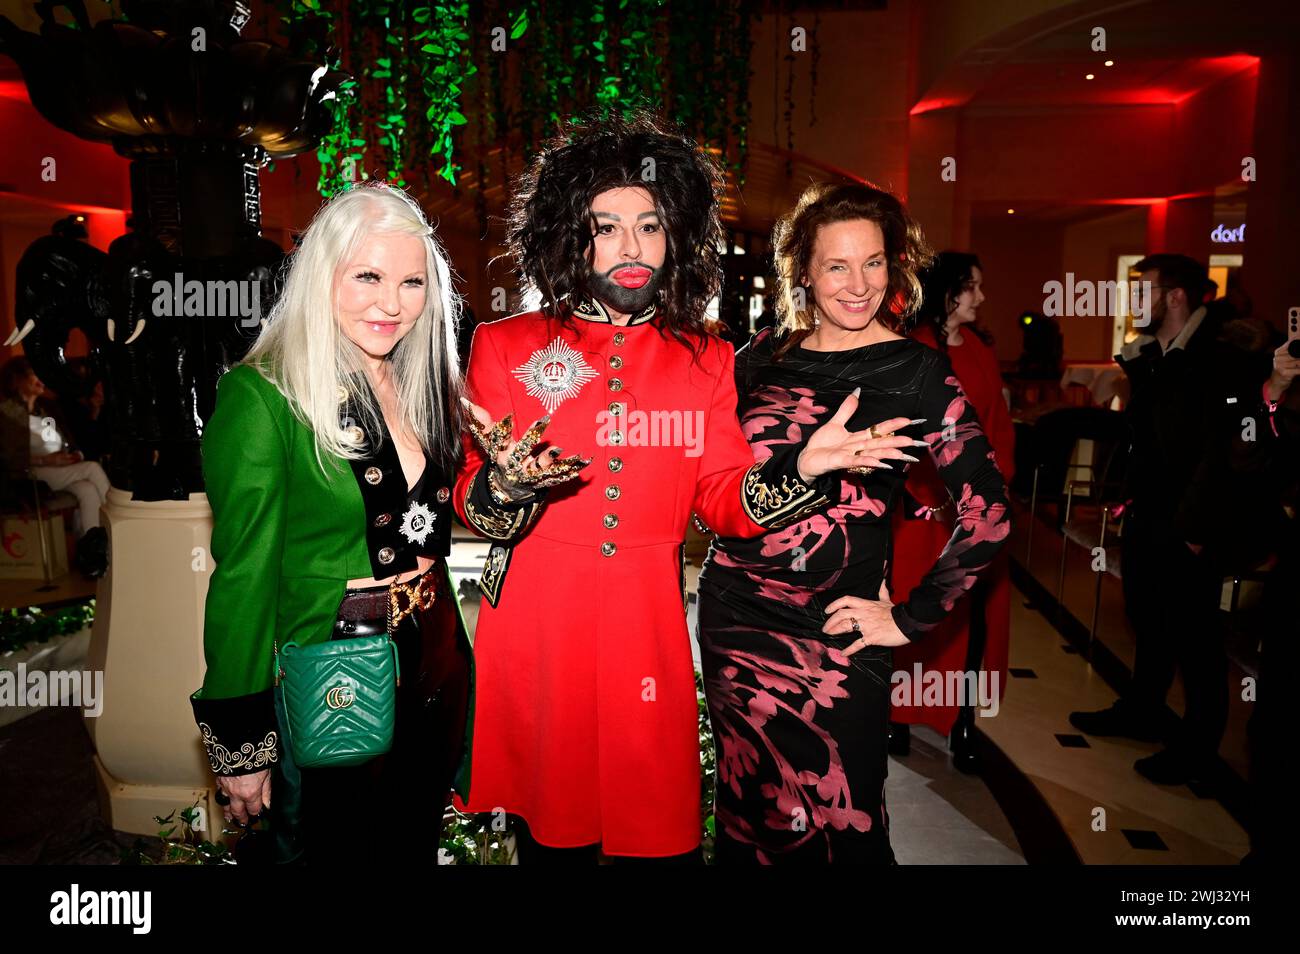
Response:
[274,635,401,768]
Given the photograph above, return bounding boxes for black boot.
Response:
[949,708,982,774]
[1134,747,1214,787]
[1069,700,1162,742]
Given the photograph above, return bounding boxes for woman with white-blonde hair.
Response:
[188,181,545,864]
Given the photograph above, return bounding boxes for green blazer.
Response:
[190,363,474,799]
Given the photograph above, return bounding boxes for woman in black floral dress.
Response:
[697,183,1011,864]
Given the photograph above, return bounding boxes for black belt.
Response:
[336,563,443,624]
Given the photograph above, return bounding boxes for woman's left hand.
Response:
[823,580,909,652]
[797,389,917,481]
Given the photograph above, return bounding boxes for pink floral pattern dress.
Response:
[697,329,1011,864]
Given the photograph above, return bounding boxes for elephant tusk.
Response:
[123,318,146,346]
[8,319,35,346]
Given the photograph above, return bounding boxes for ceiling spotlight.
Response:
[75,215,85,222]
[1007,208,1016,215]
[1104,60,1114,67]
[1086,73,1095,80]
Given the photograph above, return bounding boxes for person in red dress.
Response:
[889,252,1016,770]
[451,114,915,862]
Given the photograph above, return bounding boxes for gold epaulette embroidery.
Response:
[740,460,830,529]
[478,543,513,606]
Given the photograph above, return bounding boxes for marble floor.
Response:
[1,518,1252,865]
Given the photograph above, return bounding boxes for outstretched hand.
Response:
[797,389,924,481]
[462,398,590,495]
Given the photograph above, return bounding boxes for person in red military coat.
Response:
[450,114,918,861]
[889,252,1016,769]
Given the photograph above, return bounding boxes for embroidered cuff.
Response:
[741,444,834,530]
[462,463,545,541]
[191,687,279,777]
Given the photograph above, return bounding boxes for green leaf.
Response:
[447,111,468,125]
[421,43,445,54]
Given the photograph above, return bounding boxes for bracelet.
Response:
[487,464,536,505]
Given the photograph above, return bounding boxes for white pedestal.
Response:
[84,488,223,837]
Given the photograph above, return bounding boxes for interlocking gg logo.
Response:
[326,684,355,709]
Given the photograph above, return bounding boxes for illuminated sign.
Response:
[1210,223,1245,243]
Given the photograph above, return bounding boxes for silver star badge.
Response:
[399,500,437,546]
[512,337,598,413]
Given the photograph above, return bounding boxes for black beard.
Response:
[1147,301,1167,334]
[585,262,663,315]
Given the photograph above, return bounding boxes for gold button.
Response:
[609,355,623,369]
[605,484,621,500]
[608,457,623,472]
[436,487,450,503]
[609,431,624,446]
[601,542,616,557]
[345,425,364,443]
[608,378,623,392]
[365,466,383,485]
[603,513,619,528]
[608,402,622,415]
[613,332,625,346]
[377,547,395,564]
[374,513,391,528]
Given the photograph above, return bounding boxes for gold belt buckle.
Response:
[387,569,438,633]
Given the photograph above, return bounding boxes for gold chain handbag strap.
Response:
[386,568,438,660]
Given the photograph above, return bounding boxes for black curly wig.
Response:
[506,111,724,358]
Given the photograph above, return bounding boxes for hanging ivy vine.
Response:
[417,2,475,185]
[269,0,757,203]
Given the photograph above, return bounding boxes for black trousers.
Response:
[269,566,471,866]
[1120,503,1228,759]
